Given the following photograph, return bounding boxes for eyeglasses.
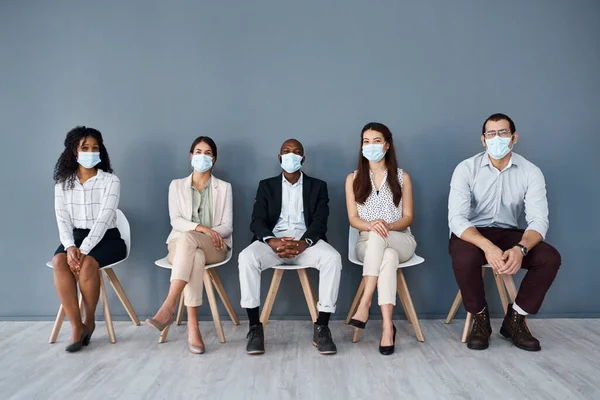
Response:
[483,129,512,139]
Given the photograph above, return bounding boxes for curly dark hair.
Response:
[53,126,113,188]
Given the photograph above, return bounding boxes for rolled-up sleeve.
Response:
[524,166,549,239]
[448,163,474,238]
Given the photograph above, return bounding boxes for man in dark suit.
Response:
[238,139,342,356]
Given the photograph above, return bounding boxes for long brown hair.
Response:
[353,122,402,207]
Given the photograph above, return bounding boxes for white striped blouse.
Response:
[54,169,120,255]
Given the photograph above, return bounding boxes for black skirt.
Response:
[54,228,127,268]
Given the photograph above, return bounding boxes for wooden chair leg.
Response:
[494,272,510,313]
[176,292,185,326]
[49,305,66,343]
[397,269,425,342]
[260,269,284,331]
[100,273,116,344]
[445,291,462,324]
[297,269,318,323]
[462,312,472,343]
[500,274,518,303]
[208,269,240,326]
[204,272,225,343]
[346,277,366,324]
[103,268,141,326]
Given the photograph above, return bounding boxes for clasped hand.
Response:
[267,237,308,259]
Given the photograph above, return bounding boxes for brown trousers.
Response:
[449,227,561,314]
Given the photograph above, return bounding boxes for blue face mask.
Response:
[77,152,101,169]
[191,154,213,172]
[485,136,512,160]
[280,153,303,173]
[362,144,386,162]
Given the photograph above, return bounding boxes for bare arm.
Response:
[345,173,371,231]
[388,171,413,232]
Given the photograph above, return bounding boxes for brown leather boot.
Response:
[500,304,541,352]
[467,308,492,350]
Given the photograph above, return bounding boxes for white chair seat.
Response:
[154,248,232,270]
[347,227,425,268]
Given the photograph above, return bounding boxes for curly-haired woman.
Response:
[52,126,125,352]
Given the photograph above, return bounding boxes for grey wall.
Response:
[1,0,599,320]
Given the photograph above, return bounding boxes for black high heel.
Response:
[379,324,397,356]
[83,325,94,346]
[65,325,89,353]
[348,310,371,329]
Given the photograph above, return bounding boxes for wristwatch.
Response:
[515,244,529,256]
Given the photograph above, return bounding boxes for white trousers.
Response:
[238,239,342,313]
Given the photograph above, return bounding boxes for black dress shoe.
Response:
[348,310,370,329]
[313,324,337,355]
[500,304,541,352]
[246,323,265,355]
[379,324,397,356]
[65,325,89,353]
[467,308,492,350]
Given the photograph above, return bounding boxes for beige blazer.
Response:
[166,174,233,248]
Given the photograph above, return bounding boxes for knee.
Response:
[177,231,196,247]
[366,231,386,246]
[541,244,561,273]
[238,247,257,270]
[322,250,342,271]
[450,240,483,268]
[79,257,99,279]
[52,253,68,270]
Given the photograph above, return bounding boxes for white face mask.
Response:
[77,152,101,169]
[280,153,303,173]
[191,154,213,172]
[485,136,512,160]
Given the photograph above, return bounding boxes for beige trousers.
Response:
[167,231,227,307]
[356,230,417,306]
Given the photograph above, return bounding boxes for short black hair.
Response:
[482,113,516,134]
[280,138,304,154]
[189,136,218,161]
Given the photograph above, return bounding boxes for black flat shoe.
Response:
[348,310,370,329]
[379,325,397,356]
[65,325,89,353]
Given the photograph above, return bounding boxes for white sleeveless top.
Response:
[355,168,404,224]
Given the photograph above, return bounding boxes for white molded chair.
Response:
[154,245,239,344]
[47,209,140,344]
[345,227,426,343]
[259,264,319,337]
[445,264,526,342]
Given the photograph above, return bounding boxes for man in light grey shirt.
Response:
[448,113,561,352]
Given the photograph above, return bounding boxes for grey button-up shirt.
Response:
[448,152,549,239]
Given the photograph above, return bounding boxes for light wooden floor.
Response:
[1,319,599,400]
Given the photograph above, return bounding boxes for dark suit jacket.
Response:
[250,173,329,244]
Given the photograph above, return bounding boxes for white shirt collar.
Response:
[282,172,303,187]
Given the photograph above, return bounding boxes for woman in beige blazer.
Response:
[146,136,233,354]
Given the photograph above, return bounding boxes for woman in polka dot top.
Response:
[345,122,417,355]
